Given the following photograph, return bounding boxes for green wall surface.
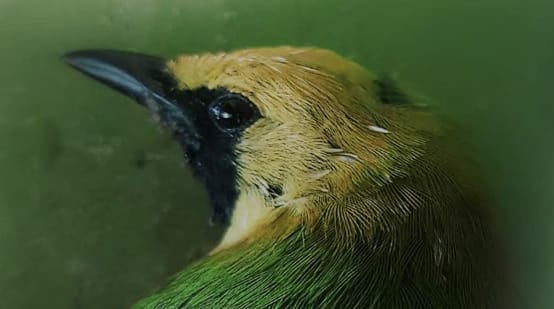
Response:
[0,0,552,308]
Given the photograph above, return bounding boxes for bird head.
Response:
[65,47,445,252]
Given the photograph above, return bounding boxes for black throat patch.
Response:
[162,86,257,224]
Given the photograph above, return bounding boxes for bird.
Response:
[64,47,506,308]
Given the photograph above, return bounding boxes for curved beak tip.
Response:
[63,51,94,74]
[63,49,108,72]
[62,50,84,65]
[62,49,170,105]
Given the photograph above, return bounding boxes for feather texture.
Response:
[132,47,506,308]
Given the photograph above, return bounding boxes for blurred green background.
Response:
[0,0,552,308]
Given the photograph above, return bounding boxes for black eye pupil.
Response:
[209,94,260,131]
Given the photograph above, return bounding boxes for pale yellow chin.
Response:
[210,188,276,254]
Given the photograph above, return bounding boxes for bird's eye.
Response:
[208,94,260,132]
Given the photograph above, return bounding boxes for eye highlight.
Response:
[208,94,261,132]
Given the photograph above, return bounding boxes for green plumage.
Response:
[135,219,495,308]
[135,136,500,309]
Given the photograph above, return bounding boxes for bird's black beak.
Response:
[64,50,171,106]
[64,50,201,148]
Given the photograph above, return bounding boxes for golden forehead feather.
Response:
[167,47,372,91]
[167,46,375,117]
